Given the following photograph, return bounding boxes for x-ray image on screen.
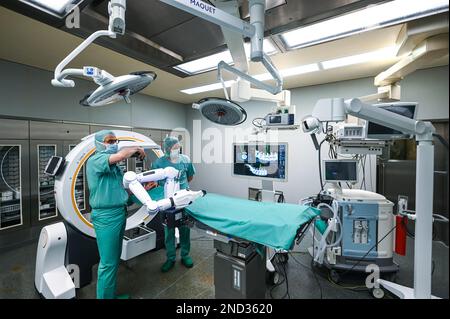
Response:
[233,143,287,180]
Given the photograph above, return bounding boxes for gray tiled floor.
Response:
[0,230,448,299]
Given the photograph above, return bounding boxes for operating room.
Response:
[0,0,448,301]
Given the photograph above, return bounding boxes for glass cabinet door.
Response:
[0,145,23,230]
[118,159,129,174]
[69,144,86,212]
[37,144,57,220]
[135,157,146,174]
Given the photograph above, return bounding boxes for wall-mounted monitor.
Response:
[233,143,287,181]
[366,102,418,140]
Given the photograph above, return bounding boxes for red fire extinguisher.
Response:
[395,215,407,256]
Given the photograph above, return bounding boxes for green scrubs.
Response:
[152,154,195,263]
[86,152,128,299]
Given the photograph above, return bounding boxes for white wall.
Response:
[0,59,187,129]
[186,66,449,204]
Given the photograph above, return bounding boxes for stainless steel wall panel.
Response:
[0,119,29,139]
[30,121,90,140]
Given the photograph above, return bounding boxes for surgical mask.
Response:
[170,149,180,160]
[104,143,119,154]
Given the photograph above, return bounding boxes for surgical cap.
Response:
[94,130,115,152]
[163,136,179,155]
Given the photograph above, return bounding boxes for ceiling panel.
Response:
[150,17,226,59]
[0,3,447,105]
[1,0,392,77]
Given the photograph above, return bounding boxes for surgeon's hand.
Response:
[135,147,146,160]
[110,146,146,164]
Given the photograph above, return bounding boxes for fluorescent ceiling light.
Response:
[181,80,234,95]
[281,0,449,49]
[21,0,75,14]
[175,39,278,75]
[174,51,233,75]
[321,46,397,69]
[281,63,321,77]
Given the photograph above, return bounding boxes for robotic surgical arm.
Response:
[123,167,206,215]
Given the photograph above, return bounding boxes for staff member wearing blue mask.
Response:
[86,130,145,299]
[151,136,196,272]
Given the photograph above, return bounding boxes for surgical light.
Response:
[192,97,247,126]
[51,0,157,107]
[281,0,449,50]
[79,71,157,107]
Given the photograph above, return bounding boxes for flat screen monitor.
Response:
[233,143,287,181]
[323,159,358,183]
[366,102,418,139]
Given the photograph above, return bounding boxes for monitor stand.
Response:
[260,180,274,202]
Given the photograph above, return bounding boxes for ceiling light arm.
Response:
[218,60,282,95]
[51,0,126,87]
[161,0,283,95]
[221,0,282,95]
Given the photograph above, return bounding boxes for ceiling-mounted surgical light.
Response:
[281,0,449,50]
[50,0,157,107]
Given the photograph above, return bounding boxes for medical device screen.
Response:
[367,102,417,139]
[324,160,358,183]
[233,143,287,180]
[44,156,64,176]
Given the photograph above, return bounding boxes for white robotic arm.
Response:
[123,168,206,215]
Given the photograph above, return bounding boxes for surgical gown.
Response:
[152,154,195,263]
[86,152,129,299]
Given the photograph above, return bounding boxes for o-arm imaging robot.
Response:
[34,130,205,299]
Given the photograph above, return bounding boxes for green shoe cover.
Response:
[161,260,175,273]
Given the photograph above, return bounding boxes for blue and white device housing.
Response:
[325,188,398,273]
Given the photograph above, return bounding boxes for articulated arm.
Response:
[305,97,435,140]
[51,0,125,87]
[123,169,206,215]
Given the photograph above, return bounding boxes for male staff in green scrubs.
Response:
[86,130,145,299]
[151,136,196,272]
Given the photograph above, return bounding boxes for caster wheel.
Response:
[266,271,280,285]
[372,288,385,299]
[330,270,340,283]
[273,272,280,285]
